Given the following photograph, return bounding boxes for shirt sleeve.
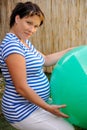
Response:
[2,40,25,60]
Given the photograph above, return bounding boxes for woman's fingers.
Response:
[50,104,69,118]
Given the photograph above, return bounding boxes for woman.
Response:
[0,1,75,130]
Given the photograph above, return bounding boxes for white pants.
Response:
[11,108,75,130]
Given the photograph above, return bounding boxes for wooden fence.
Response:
[0,0,87,72]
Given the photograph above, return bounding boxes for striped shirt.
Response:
[0,33,50,123]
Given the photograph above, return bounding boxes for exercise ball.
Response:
[50,45,87,129]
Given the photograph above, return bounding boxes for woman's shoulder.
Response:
[0,33,25,59]
[2,33,18,44]
[1,33,22,49]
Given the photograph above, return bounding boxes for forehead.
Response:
[24,15,41,24]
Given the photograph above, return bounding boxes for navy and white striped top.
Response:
[0,33,50,123]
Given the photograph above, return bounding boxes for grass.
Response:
[0,113,17,130]
[0,72,87,130]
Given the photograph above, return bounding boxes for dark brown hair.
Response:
[10,1,45,28]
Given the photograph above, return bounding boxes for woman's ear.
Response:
[15,15,20,24]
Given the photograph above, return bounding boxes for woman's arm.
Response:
[5,54,48,108]
[41,47,74,67]
[5,53,69,118]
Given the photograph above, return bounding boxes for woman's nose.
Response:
[29,25,35,32]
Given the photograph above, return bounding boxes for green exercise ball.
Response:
[50,46,87,129]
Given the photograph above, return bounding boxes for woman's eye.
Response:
[27,22,32,25]
[34,25,38,28]
[26,21,39,29]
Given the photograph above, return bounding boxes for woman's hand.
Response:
[41,47,75,67]
[65,47,75,53]
[46,104,69,118]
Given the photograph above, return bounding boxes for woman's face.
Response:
[15,15,41,40]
